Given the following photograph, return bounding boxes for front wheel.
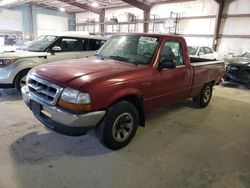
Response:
[96,101,139,150]
[14,69,30,92]
[194,83,213,108]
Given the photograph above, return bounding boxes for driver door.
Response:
[47,37,82,62]
[153,40,192,107]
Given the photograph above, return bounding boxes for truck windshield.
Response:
[188,46,198,55]
[98,35,159,65]
[26,35,57,52]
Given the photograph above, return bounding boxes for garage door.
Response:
[37,14,68,36]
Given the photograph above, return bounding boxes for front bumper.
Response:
[21,85,106,136]
[224,72,250,85]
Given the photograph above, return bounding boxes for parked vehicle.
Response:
[22,34,224,150]
[224,51,250,87]
[188,46,218,60]
[0,33,106,91]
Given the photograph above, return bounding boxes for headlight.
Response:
[0,58,17,66]
[61,88,91,104]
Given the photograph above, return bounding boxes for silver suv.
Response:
[0,33,106,91]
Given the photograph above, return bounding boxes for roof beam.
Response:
[212,0,224,50]
[57,0,100,14]
[121,0,151,33]
[121,0,150,12]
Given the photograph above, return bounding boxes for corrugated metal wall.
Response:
[75,0,250,59]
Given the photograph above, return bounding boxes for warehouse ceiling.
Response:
[0,0,190,13]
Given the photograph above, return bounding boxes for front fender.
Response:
[11,58,46,82]
[107,87,142,107]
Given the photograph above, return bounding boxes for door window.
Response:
[204,47,213,54]
[160,41,184,66]
[82,39,106,51]
[198,47,205,55]
[57,38,80,52]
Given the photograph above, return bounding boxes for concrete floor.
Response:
[0,83,250,188]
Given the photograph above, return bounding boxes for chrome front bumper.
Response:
[22,85,106,136]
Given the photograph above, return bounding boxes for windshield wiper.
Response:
[94,53,105,60]
[109,55,139,66]
[108,55,130,62]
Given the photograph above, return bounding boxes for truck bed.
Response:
[188,59,225,98]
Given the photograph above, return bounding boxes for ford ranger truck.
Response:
[0,34,106,91]
[22,34,224,150]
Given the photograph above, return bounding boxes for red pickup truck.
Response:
[22,33,224,150]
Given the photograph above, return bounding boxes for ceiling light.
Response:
[59,7,65,12]
[91,2,99,7]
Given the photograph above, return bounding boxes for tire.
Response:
[96,101,139,150]
[194,83,213,108]
[14,69,30,92]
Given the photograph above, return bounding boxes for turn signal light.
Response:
[58,99,91,112]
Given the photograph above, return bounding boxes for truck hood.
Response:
[0,50,48,58]
[31,57,139,89]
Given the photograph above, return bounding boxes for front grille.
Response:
[27,74,63,105]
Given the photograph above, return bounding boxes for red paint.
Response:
[32,34,224,111]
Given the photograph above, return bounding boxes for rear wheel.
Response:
[96,101,139,150]
[194,83,213,108]
[14,69,30,92]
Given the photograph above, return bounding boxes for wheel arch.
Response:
[111,94,145,127]
[12,59,43,84]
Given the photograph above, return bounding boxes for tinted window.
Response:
[82,39,106,51]
[26,35,57,52]
[204,47,213,54]
[160,41,184,66]
[188,46,198,55]
[58,38,79,52]
[198,47,205,55]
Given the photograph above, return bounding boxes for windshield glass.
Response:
[98,35,159,65]
[26,35,57,52]
[242,52,250,59]
[188,46,198,55]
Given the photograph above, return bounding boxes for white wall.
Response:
[184,37,214,47]
[105,7,143,21]
[75,7,144,33]
[76,12,99,23]
[217,0,250,57]
[150,0,217,48]
[37,14,68,36]
[150,0,217,17]
[179,18,215,35]
[0,8,22,31]
[223,0,250,14]
[217,38,250,57]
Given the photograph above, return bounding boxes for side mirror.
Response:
[158,60,176,69]
[51,46,61,53]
